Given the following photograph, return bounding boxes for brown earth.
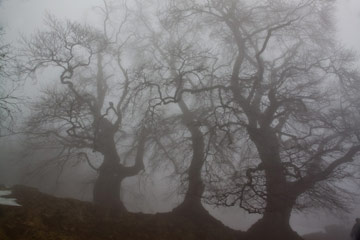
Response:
[1,185,348,240]
[302,224,351,240]
[0,185,244,240]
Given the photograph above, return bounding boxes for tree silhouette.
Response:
[164,0,360,239]
[21,9,152,213]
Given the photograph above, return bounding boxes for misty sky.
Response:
[1,0,360,50]
[1,0,360,235]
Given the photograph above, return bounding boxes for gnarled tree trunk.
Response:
[246,126,302,240]
[93,155,125,214]
[93,118,124,214]
[247,199,302,240]
[175,120,205,214]
[173,100,212,221]
[93,118,148,215]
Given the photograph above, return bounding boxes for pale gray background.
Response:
[0,0,360,235]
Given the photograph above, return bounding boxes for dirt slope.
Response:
[0,185,243,240]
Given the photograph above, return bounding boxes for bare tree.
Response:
[135,3,235,222]
[142,24,211,218]
[0,27,20,137]
[164,0,360,239]
[20,6,152,213]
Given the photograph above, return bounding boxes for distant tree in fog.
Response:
[20,5,153,214]
[164,0,360,239]
[0,27,19,137]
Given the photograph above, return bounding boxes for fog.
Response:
[1,0,360,239]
